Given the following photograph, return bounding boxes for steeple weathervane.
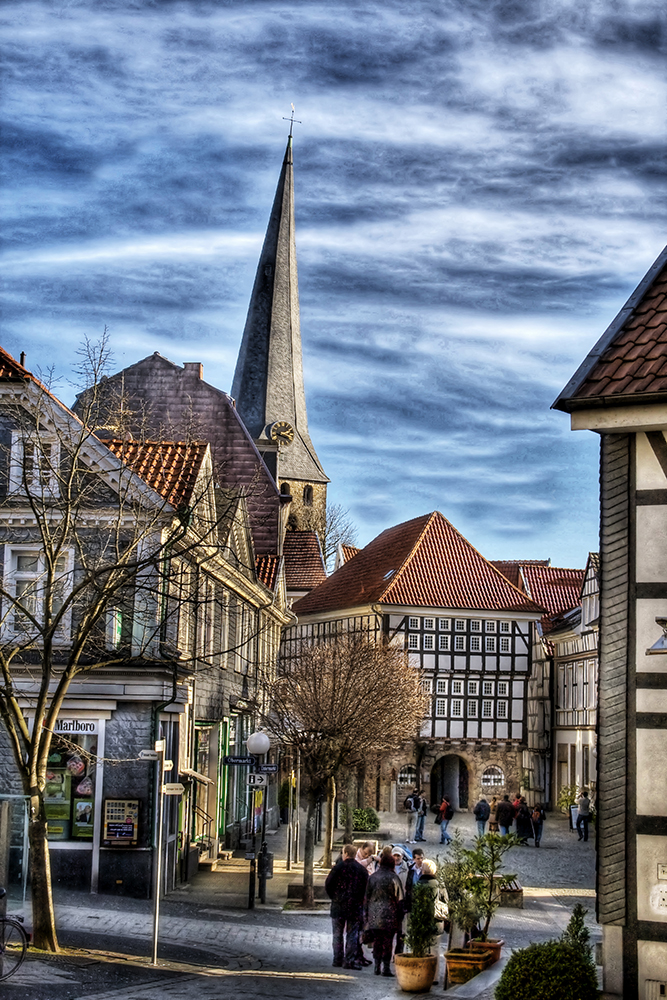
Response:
[282,103,302,138]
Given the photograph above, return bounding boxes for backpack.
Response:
[532,807,541,823]
[444,804,454,821]
[404,795,416,811]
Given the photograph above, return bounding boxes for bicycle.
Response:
[0,888,28,981]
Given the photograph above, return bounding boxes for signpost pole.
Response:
[248,779,257,910]
[151,741,165,965]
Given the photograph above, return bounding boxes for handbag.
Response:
[434,899,448,921]
[434,814,442,824]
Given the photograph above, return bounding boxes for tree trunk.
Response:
[302,792,317,909]
[344,769,355,842]
[323,775,336,868]
[28,795,59,951]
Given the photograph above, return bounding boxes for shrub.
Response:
[404,883,438,958]
[338,805,380,831]
[495,941,599,1000]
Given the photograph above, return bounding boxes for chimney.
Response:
[20,352,26,367]
[183,363,203,379]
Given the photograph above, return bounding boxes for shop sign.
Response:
[54,718,99,735]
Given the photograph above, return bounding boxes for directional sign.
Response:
[138,750,159,761]
[163,783,185,796]
[163,760,173,771]
[223,755,255,766]
[256,764,278,774]
[246,773,268,787]
[155,739,166,752]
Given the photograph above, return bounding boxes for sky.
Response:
[2,0,666,569]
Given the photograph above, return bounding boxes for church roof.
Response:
[293,512,542,617]
[554,245,667,411]
[105,439,208,508]
[231,137,328,485]
[283,530,327,591]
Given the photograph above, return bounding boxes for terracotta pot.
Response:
[470,938,504,963]
[394,954,438,993]
[445,948,492,984]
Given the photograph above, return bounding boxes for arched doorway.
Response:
[430,755,469,810]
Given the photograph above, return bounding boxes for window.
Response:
[470,620,481,632]
[483,681,494,696]
[436,679,448,694]
[421,678,433,694]
[455,619,466,631]
[44,730,98,843]
[467,700,478,717]
[11,434,60,495]
[438,618,450,631]
[436,698,447,717]
[439,635,450,651]
[398,765,417,786]
[497,701,508,719]
[6,549,70,636]
[451,699,463,717]
[451,679,463,695]
[280,482,292,496]
[583,745,590,786]
[500,621,511,633]
[470,636,481,652]
[481,765,504,788]
[409,617,420,629]
[468,680,479,695]
[485,636,496,652]
[482,700,493,718]
[302,485,313,506]
[423,618,434,630]
[500,637,511,653]
[485,620,496,632]
[423,634,435,650]
[454,635,466,651]
[408,634,420,650]
[497,681,509,697]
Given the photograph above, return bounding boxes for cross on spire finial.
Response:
[283,103,302,138]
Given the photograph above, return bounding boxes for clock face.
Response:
[269,420,295,445]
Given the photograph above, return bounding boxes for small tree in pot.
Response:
[466,831,520,957]
[394,882,440,993]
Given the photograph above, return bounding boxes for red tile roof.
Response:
[341,544,361,563]
[490,559,550,589]
[293,512,542,617]
[283,531,327,591]
[520,564,585,618]
[0,346,31,381]
[555,246,667,410]
[256,554,280,590]
[105,440,208,508]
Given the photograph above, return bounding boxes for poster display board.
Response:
[44,733,96,841]
[103,799,139,846]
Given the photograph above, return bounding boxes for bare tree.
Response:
[260,632,428,907]
[300,502,357,572]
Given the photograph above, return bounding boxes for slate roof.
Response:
[256,554,280,590]
[293,512,542,617]
[105,440,208,508]
[554,245,667,410]
[283,531,327,591]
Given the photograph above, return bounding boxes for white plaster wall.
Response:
[637,689,667,712]
[638,939,667,997]
[636,507,667,581]
[602,925,623,996]
[636,731,667,816]
[636,835,667,922]
[636,432,667,489]
[636,600,667,673]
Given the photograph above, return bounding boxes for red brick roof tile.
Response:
[105,440,208,508]
[341,544,361,563]
[0,346,30,381]
[283,531,327,591]
[519,564,584,617]
[490,559,550,589]
[256,554,280,590]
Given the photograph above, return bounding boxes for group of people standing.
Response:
[324,841,444,978]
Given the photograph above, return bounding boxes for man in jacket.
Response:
[496,795,514,836]
[473,797,491,837]
[576,790,591,842]
[413,792,428,842]
[325,843,369,968]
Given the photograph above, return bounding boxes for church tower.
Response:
[231,135,328,536]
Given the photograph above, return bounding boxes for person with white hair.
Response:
[415,858,447,985]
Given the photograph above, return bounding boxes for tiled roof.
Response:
[520,564,585,618]
[0,346,30,381]
[490,559,550,589]
[554,246,667,410]
[341,544,361,563]
[293,512,542,617]
[283,531,327,591]
[587,552,600,573]
[256,554,280,590]
[105,440,208,508]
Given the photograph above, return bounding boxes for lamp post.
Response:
[246,730,270,909]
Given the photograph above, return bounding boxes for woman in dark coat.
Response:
[515,797,534,845]
[363,853,404,976]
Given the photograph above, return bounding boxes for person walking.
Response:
[473,797,490,837]
[437,797,454,844]
[488,795,499,832]
[531,803,546,847]
[325,843,369,969]
[496,794,514,836]
[515,797,534,845]
[355,842,378,874]
[576,790,591,842]
[404,788,419,843]
[414,792,428,842]
[363,852,404,977]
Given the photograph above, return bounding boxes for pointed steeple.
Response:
[231,137,328,487]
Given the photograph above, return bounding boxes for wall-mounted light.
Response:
[646,617,667,654]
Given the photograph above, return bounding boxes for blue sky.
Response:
[2,0,666,568]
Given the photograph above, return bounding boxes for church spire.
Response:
[231,136,328,487]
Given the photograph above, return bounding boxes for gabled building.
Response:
[287,511,543,812]
[554,245,667,997]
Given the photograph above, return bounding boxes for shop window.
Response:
[45,730,98,841]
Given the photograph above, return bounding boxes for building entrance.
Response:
[430,755,469,810]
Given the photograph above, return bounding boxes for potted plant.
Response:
[394,882,439,993]
[438,836,491,985]
[465,831,520,962]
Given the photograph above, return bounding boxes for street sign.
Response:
[155,739,166,752]
[256,764,278,774]
[163,783,185,795]
[246,773,268,787]
[138,750,159,761]
[223,755,255,766]
[245,852,256,860]
[163,760,173,771]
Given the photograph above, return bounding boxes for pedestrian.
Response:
[404,788,419,843]
[414,791,428,842]
[496,794,514,836]
[488,795,499,832]
[325,843,369,969]
[437,797,454,844]
[355,842,378,874]
[403,848,424,915]
[576,790,591,842]
[473,797,490,837]
[417,859,446,985]
[391,846,410,953]
[531,803,546,847]
[363,852,404,977]
[515,797,533,845]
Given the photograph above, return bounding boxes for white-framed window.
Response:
[436,678,448,694]
[500,636,511,653]
[439,634,450,651]
[409,617,420,629]
[485,636,496,652]
[408,633,420,650]
[497,681,509,697]
[451,679,463,695]
[455,618,466,631]
[500,621,511,633]
[4,547,71,638]
[438,618,450,631]
[481,765,504,787]
[423,618,435,630]
[10,433,61,496]
[436,698,447,717]
[451,699,463,717]
[454,635,465,651]
[482,699,494,718]
[483,680,494,696]
[468,680,479,696]
[485,620,496,632]
[421,678,433,695]
[470,620,481,632]
[470,635,481,652]
[423,634,435,650]
[467,699,478,717]
[497,701,508,719]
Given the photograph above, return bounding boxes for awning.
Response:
[180,767,214,785]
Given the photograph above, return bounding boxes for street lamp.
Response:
[246,730,271,907]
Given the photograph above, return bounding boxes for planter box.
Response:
[394,954,438,993]
[470,938,504,964]
[499,879,523,908]
[445,948,492,985]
